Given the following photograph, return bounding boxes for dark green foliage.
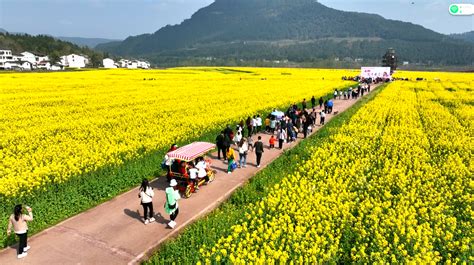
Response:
[0,32,105,64]
[450,31,474,43]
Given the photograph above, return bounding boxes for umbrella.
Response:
[271,110,285,117]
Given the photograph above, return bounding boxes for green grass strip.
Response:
[146,84,388,264]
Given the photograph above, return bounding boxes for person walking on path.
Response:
[226,147,236,174]
[254,136,264,168]
[247,136,254,152]
[319,97,324,109]
[233,131,242,146]
[303,116,311,138]
[223,132,232,161]
[320,110,326,125]
[238,138,248,168]
[311,108,317,125]
[251,116,257,135]
[264,115,271,133]
[246,117,253,137]
[269,135,276,149]
[216,131,225,160]
[7,205,33,259]
[256,115,262,133]
[334,90,338,99]
[164,179,180,229]
[270,117,277,134]
[277,128,286,149]
[327,99,334,114]
[302,98,307,110]
[311,96,316,108]
[138,179,155,224]
[286,119,294,143]
[238,120,245,136]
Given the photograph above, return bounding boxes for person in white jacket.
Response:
[138,179,155,224]
[238,138,249,168]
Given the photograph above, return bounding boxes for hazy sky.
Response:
[0,0,472,39]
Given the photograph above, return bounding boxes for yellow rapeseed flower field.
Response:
[201,72,473,263]
[0,67,356,198]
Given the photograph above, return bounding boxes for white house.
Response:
[102,58,117,68]
[126,60,138,69]
[137,60,150,69]
[118,59,129,68]
[37,61,51,70]
[20,52,37,64]
[0,50,13,63]
[0,50,13,69]
[51,64,65,71]
[35,54,49,63]
[18,61,33,70]
[60,54,87,68]
[12,54,22,61]
[3,61,32,70]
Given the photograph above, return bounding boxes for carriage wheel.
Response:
[208,171,215,183]
[184,185,193,198]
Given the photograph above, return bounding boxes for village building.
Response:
[102,58,117,68]
[20,52,37,64]
[37,61,51,70]
[0,50,13,69]
[51,63,65,71]
[35,54,49,63]
[60,54,88,68]
[137,60,150,69]
[126,60,138,69]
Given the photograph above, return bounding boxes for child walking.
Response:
[247,137,254,152]
[269,135,276,149]
[227,147,236,174]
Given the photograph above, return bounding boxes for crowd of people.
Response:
[215,80,376,175]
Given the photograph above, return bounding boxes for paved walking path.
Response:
[0,85,380,264]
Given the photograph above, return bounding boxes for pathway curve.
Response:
[0,84,381,264]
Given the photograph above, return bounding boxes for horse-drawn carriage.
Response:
[165,142,217,198]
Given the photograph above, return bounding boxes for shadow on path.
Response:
[124,209,169,225]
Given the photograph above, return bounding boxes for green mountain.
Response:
[0,32,106,67]
[450,31,474,43]
[55,36,121,48]
[97,0,473,66]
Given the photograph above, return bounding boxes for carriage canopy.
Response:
[166,142,216,162]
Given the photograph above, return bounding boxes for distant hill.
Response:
[0,28,119,49]
[97,0,473,66]
[0,32,105,67]
[450,31,474,43]
[56,36,121,48]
